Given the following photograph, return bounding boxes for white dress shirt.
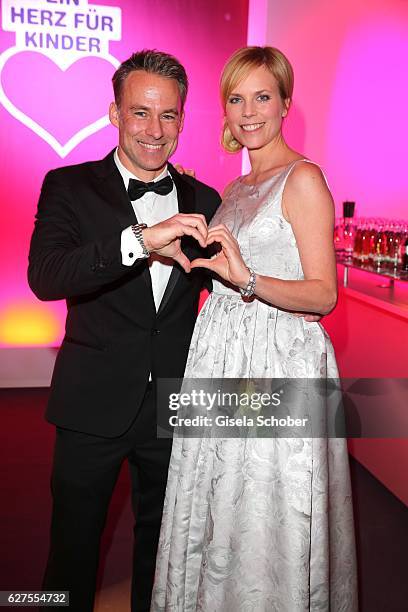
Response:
[115,148,178,311]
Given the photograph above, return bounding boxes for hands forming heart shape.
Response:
[143,213,322,322]
[143,214,249,289]
[190,225,250,289]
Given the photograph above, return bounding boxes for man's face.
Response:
[109,70,184,181]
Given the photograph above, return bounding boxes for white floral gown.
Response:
[151,161,358,611]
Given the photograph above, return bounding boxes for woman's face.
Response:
[225,64,289,151]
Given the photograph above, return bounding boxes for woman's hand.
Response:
[293,312,322,322]
[190,221,325,321]
[190,224,250,288]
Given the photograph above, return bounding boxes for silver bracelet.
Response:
[131,223,150,257]
[239,267,256,297]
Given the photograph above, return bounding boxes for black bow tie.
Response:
[127,175,173,201]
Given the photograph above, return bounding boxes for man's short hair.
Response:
[112,49,188,109]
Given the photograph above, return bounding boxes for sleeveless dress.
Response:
[151,161,358,611]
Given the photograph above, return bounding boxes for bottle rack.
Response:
[336,254,408,288]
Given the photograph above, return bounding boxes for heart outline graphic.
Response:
[0,46,120,158]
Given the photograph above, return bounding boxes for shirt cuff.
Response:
[121,226,147,266]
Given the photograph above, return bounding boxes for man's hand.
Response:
[293,313,322,322]
[142,213,208,273]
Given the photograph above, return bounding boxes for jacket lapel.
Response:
[156,164,196,317]
[91,149,136,226]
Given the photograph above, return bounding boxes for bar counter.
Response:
[323,264,408,505]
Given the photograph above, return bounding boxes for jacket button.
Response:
[151,328,160,335]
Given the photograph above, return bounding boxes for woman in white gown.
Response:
[151,46,357,611]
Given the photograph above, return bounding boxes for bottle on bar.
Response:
[374,221,388,270]
[353,219,362,264]
[334,217,344,254]
[388,222,401,271]
[360,220,371,266]
[343,201,356,262]
[402,235,408,272]
[368,220,377,267]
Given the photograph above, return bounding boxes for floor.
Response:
[0,388,407,611]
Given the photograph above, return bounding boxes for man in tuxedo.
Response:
[28,50,221,612]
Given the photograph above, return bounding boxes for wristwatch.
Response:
[131,223,150,257]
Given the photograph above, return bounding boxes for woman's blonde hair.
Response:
[220,46,294,153]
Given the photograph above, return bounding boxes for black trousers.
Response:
[42,384,172,612]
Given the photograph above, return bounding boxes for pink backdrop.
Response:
[264,0,408,220]
[0,0,248,347]
[1,0,407,348]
